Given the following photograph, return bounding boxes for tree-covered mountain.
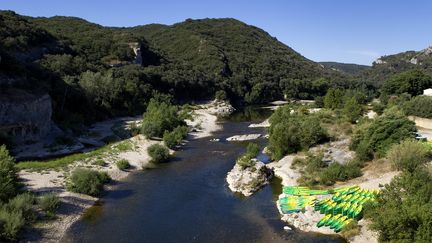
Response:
[1,11,353,127]
[319,62,370,76]
[361,47,432,85]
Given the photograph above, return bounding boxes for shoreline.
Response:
[20,104,223,242]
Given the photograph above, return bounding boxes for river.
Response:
[64,107,342,243]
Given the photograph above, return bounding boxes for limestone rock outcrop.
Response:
[226,160,273,196]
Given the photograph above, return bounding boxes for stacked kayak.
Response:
[314,185,379,232]
[279,195,316,214]
[283,186,330,196]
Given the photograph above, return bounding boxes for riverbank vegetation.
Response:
[268,105,328,160]
[147,144,170,163]
[365,140,432,242]
[0,146,61,241]
[236,143,260,168]
[67,168,111,196]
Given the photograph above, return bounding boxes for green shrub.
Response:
[0,145,20,203]
[319,161,362,186]
[268,106,327,160]
[0,207,25,240]
[236,155,256,168]
[163,126,188,149]
[116,159,130,170]
[93,159,106,167]
[38,193,60,214]
[386,140,431,173]
[147,144,170,163]
[402,95,432,118]
[67,169,111,196]
[246,143,260,158]
[343,97,363,123]
[351,113,416,160]
[372,101,385,115]
[141,99,185,138]
[215,90,227,101]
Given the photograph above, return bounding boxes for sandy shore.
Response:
[20,104,223,242]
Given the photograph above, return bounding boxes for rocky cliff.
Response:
[0,89,53,143]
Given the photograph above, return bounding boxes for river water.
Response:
[64,108,342,243]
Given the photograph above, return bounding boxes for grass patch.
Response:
[17,146,111,171]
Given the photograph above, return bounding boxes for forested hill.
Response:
[360,46,432,85]
[319,62,370,76]
[1,11,350,126]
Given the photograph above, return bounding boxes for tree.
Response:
[324,88,345,109]
[343,97,363,123]
[141,99,185,138]
[0,145,20,202]
[351,113,417,160]
[381,70,432,96]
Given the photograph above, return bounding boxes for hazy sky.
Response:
[2,0,431,65]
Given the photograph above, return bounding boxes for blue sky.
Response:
[2,0,431,65]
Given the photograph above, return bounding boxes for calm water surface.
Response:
[64,108,342,243]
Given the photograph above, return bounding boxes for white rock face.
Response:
[226,134,261,141]
[226,160,273,196]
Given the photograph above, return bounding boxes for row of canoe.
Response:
[316,213,354,232]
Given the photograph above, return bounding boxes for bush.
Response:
[141,99,185,138]
[236,155,256,168]
[402,95,432,118]
[372,101,385,115]
[93,159,106,166]
[246,143,260,158]
[343,97,363,123]
[268,106,328,160]
[147,144,170,163]
[163,126,188,149]
[0,145,20,203]
[365,169,432,242]
[0,193,36,240]
[351,113,416,160]
[386,140,431,173]
[116,159,130,170]
[67,169,111,196]
[319,161,362,186]
[38,193,60,214]
[215,90,227,101]
[0,207,25,240]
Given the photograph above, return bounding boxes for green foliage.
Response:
[236,143,260,169]
[297,154,362,186]
[371,101,385,115]
[67,169,111,196]
[387,140,431,173]
[268,106,328,160]
[38,193,60,215]
[0,193,36,240]
[92,159,106,167]
[324,88,345,109]
[141,99,185,138]
[343,97,363,123]
[246,143,260,158]
[318,161,362,186]
[163,126,188,149]
[365,169,432,242]
[402,95,432,118]
[215,90,227,101]
[116,159,130,170]
[0,145,20,203]
[381,70,432,96]
[147,144,170,163]
[351,113,416,161]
